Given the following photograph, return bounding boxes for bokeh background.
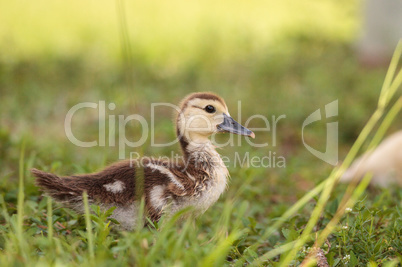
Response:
[0,0,401,207]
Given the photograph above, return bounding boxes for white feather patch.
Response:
[107,202,138,230]
[147,164,184,190]
[103,180,126,193]
[149,185,166,210]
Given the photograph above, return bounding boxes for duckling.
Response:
[32,92,255,230]
[340,130,402,187]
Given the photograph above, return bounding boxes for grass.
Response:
[1,1,402,266]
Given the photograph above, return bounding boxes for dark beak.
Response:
[217,113,255,138]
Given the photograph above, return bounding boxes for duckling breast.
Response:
[182,155,229,213]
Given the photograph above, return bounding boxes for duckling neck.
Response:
[178,132,214,162]
[178,133,228,179]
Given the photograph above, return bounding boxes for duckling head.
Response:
[176,92,255,145]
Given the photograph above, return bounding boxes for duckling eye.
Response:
[204,105,216,113]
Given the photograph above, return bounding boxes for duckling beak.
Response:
[217,113,255,138]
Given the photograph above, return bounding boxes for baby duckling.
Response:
[32,92,255,230]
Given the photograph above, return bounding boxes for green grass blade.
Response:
[17,141,26,258]
[200,230,243,267]
[83,191,95,262]
[47,197,53,244]
[0,194,11,225]
[369,97,402,150]
[379,40,402,108]
[314,173,372,247]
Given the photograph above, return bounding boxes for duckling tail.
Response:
[31,168,84,204]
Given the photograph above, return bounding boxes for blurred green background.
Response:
[1,1,402,265]
[0,0,400,199]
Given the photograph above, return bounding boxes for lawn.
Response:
[0,1,401,266]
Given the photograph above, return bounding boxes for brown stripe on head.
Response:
[179,92,226,111]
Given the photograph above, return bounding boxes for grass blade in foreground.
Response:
[16,141,26,259]
[83,191,95,263]
[250,40,402,266]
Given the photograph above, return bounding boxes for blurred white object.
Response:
[357,0,402,67]
[340,131,402,187]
